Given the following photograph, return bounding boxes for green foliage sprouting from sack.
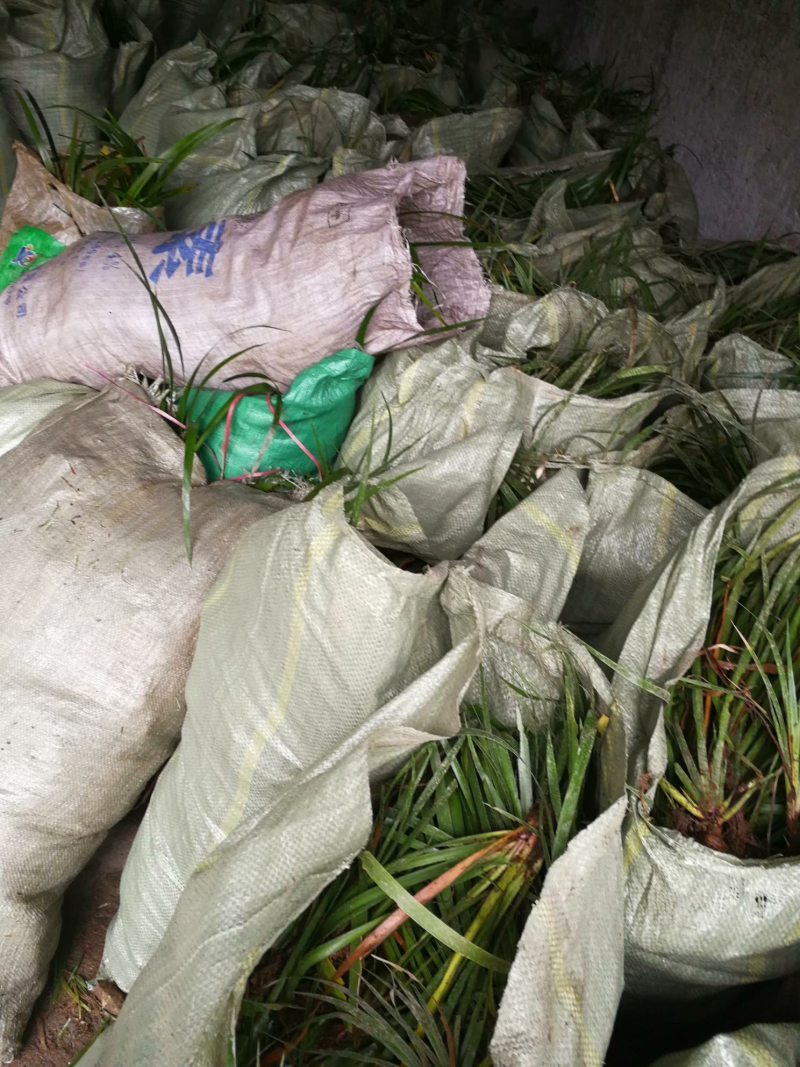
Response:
[233,679,605,1066]
[656,485,800,857]
[15,90,238,217]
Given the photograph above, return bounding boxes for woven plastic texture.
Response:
[340,336,529,559]
[91,491,482,1066]
[0,157,489,393]
[650,1024,800,1067]
[492,799,627,1067]
[599,455,800,996]
[0,384,284,1060]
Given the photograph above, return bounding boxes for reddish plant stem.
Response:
[332,827,524,982]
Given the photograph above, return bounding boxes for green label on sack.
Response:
[0,226,67,291]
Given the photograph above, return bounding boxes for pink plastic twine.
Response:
[85,364,223,472]
[265,394,322,479]
[220,392,247,479]
[84,364,322,481]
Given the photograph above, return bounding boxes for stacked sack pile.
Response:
[0,1,799,1065]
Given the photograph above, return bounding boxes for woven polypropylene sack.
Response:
[508,94,568,167]
[638,388,800,476]
[0,145,157,252]
[156,82,388,226]
[412,108,523,174]
[600,454,800,805]
[661,157,700,245]
[514,178,643,254]
[254,85,386,159]
[650,1024,800,1067]
[109,12,153,115]
[267,2,350,49]
[167,152,329,228]
[597,456,800,996]
[170,153,330,229]
[91,494,482,1067]
[483,285,608,358]
[491,799,627,1067]
[562,467,708,636]
[464,470,588,621]
[705,333,794,390]
[724,258,800,311]
[518,375,667,460]
[0,0,150,155]
[339,335,529,559]
[366,62,462,111]
[0,378,90,460]
[325,143,402,182]
[459,470,612,724]
[0,51,108,151]
[477,288,671,458]
[119,38,221,153]
[0,157,489,393]
[0,385,285,1061]
[160,0,220,46]
[624,812,800,998]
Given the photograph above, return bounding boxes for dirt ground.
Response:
[14,811,142,1067]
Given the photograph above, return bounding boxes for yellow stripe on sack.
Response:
[542,899,603,1067]
[490,108,503,149]
[735,1028,780,1067]
[201,562,235,615]
[518,500,582,573]
[220,500,343,837]
[785,913,800,947]
[623,819,648,873]
[361,514,423,539]
[685,320,698,355]
[398,360,424,405]
[747,953,767,981]
[460,378,486,431]
[341,399,401,464]
[57,57,67,116]
[543,295,561,347]
[431,119,441,155]
[652,481,678,566]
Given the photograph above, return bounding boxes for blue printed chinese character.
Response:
[149,220,227,284]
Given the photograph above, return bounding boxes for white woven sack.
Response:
[492,799,627,1067]
[339,336,529,559]
[0,378,90,460]
[477,287,672,459]
[0,157,489,393]
[650,1024,800,1067]
[459,470,611,725]
[88,491,482,1067]
[0,384,284,1061]
[562,466,708,636]
[598,456,800,997]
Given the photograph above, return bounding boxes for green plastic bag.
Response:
[188,348,374,482]
[0,226,66,291]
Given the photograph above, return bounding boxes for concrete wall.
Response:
[534,0,800,243]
